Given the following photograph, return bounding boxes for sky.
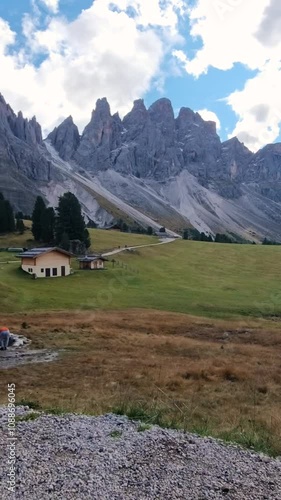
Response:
[0,0,280,151]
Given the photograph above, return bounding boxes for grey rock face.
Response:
[74,98,122,171]
[2,91,281,237]
[220,137,253,182]
[244,143,281,201]
[210,137,254,198]
[175,106,221,186]
[47,116,80,161]
[0,95,43,146]
[58,97,252,194]
[0,95,61,213]
[110,98,181,179]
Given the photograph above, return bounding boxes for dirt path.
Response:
[102,237,177,257]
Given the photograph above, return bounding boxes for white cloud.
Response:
[0,18,16,53]
[0,1,185,136]
[197,109,221,131]
[173,0,281,151]
[174,0,272,77]
[227,61,281,151]
[39,0,60,14]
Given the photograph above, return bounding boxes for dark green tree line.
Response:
[0,193,15,233]
[31,192,90,250]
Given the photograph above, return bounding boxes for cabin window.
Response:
[41,268,44,273]
[52,268,58,276]
[28,268,33,273]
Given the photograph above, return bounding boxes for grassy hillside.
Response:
[89,228,158,253]
[0,226,157,252]
[0,225,33,249]
[1,239,281,318]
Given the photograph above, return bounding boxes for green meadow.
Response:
[1,232,281,319]
[2,230,281,456]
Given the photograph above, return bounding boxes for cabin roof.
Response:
[18,247,73,258]
[77,255,107,262]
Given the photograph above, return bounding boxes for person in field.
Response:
[0,326,10,350]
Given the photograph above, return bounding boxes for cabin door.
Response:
[61,266,66,276]
[45,268,51,277]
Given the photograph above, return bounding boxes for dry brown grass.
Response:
[1,309,281,454]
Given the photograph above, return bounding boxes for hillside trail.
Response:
[102,237,178,257]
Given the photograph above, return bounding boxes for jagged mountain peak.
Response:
[177,106,197,122]
[63,115,75,124]
[54,96,247,183]
[93,97,111,116]
[148,97,174,120]
[0,96,43,146]
[133,98,146,109]
[73,97,122,171]
[123,99,148,130]
[0,95,61,214]
[2,92,281,241]
[47,115,80,161]
[258,142,281,154]
[223,136,248,148]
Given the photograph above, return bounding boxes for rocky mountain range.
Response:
[1,92,281,240]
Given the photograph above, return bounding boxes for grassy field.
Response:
[1,310,280,456]
[0,227,33,249]
[0,226,158,252]
[88,228,159,253]
[1,238,281,318]
[1,232,281,454]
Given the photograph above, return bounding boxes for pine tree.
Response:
[83,228,91,249]
[32,196,46,241]
[6,200,15,231]
[0,194,15,233]
[60,232,70,251]
[41,207,55,243]
[16,218,25,234]
[0,193,7,233]
[56,192,90,249]
[121,221,128,232]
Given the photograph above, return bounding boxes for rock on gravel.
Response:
[0,406,280,499]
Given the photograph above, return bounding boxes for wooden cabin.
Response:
[78,255,107,270]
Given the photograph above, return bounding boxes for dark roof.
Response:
[18,247,72,258]
[77,255,107,262]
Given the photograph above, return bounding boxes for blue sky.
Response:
[0,0,280,150]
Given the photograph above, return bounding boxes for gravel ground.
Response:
[0,349,59,369]
[0,406,280,500]
[0,334,59,369]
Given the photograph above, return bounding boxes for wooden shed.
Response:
[77,255,107,270]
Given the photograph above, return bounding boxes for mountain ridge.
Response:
[1,93,281,241]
